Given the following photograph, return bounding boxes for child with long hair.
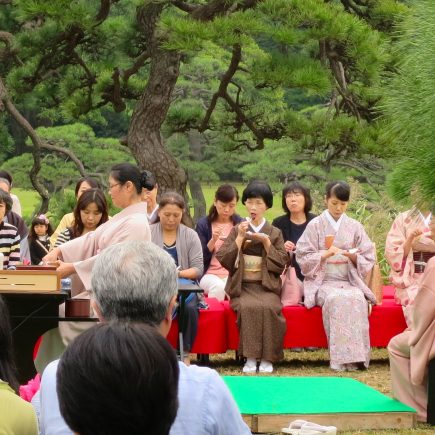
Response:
[29,215,53,265]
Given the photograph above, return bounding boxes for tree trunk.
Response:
[127,4,187,203]
[187,130,207,224]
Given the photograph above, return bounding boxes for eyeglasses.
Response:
[108,182,122,191]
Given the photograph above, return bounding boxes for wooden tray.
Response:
[0,270,60,293]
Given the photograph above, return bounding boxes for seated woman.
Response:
[388,213,435,422]
[216,181,287,373]
[150,192,203,364]
[385,204,435,326]
[0,189,20,269]
[272,181,316,282]
[54,188,109,249]
[50,176,100,246]
[140,170,160,224]
[196,184,242,301]
[28,214,53,265]
[0,296,38,434]
[296,181,376,372]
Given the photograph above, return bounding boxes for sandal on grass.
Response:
[281,419,337,435]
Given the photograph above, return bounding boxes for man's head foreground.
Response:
[57,321,179,435]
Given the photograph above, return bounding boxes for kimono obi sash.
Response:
[413,251,435,273]
[325,254,349,282]
[242,254,262,281]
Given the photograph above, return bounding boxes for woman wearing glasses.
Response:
[43,163,151,292]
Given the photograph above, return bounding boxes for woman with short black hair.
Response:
[272,181,316,282]
[217,181,287,373]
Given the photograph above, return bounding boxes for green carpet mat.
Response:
[223,376,415,415]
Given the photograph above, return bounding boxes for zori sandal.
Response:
[281,419,337,435]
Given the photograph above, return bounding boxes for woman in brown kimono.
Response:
[216,181,287,373]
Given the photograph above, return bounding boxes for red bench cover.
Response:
[168,286,407,354]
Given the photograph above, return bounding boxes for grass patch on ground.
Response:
[202,348,433,434]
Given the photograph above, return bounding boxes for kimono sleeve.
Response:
[354,222,376,278]
[385,213,407,272]
[215,226,240,274]
[295,220,323,279]
[265,228,288,274]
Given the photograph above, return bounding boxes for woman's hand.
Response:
[55,260,76,278]
[42,247,61,264]
[407,228,423,242]
[284,241,295,252]
[342,250,357,265]
[212,225,223,241]
[237,221,249,239]
[321,245,341,260]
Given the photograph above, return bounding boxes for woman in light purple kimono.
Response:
[296,181,376,371]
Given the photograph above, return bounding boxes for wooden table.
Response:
[2,291,68,383]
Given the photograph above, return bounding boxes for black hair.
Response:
[0,189,13,213]
[0,171,13,186]
[142,170,157,191]
[57,322,179,435]
[71,188,109,238]
[110,163,152,195]
[74,177,100,197]
[30,215,54,239]
[281,181,313,217]
[242,181,273,209]
[207,184,239,223]
[325,180,350,202]
[0,296,19,394]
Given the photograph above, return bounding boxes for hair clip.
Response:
[38,214,49,224]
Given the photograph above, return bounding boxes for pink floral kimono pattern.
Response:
[296,211,376,368]
[385,209,435,325]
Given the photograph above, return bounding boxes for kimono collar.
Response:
[419,211,432,228]
[248,218,266,233]
[147,205,159,222]
[324,210,345,233]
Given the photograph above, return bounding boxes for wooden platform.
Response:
[224,376,416,433]
[242,411,416,432]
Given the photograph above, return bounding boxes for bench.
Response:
[168,286,407,354]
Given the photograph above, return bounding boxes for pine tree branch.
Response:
[191,0,261,21]
[121,49,151,83]
[171,0,198,13]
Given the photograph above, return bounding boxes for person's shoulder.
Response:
[178,362,221,385]
[196,216,209,228]
[2,221,18,233]
[272,214,288,227]
[41,359,60,383]
[307,212,317,221]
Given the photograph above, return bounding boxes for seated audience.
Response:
[388,212,435,422]
[0,296,38,434]
[0,179,29,262]
[196,184,242,301]
[28,215,53,265]
[0,170,22,216]
[385,204,435,326]
[0,189,21,268]
[50,176,100,246]
[57,322,179,435]
[216,181,288,373]
[296,181,376,371]
[54,188,109,247]
[272,181,316,282]
[151,192,203,364]
[141,170,160,224]
[34,241,251,435]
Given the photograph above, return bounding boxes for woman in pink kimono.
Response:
[35,163,151,372]
[44,163,151,291]
[296,181,376,371]
[385,206,435,325]
[388,214,435,422]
